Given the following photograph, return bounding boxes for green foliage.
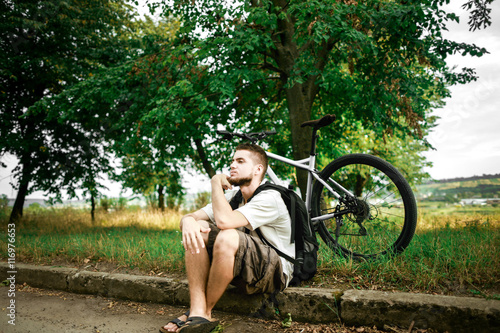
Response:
[0,194,9,220]
[151,0,491,193]
[27,202,45,213]
[98,196,129,212]
[0,0,150,220]
[99,196,112,213]
[317,118,433,186]
[0,194,8,210]
[35,15,189,206]
[4,0,493,210]
[115,197,129,211]
[191,191,211,211]
[462,0,494,31]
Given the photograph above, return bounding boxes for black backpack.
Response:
[229,183,318,286]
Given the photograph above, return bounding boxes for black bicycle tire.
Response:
[311,153,418,258]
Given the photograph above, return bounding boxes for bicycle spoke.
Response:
[312,154,417,258]
[363,181,391,199]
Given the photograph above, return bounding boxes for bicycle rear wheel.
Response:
[311,154,417,259]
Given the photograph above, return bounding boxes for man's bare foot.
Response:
[159,311,190,333]
[177,316,219,333]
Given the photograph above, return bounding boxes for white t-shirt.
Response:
[201,189,295,286]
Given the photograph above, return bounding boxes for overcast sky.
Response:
[423,2,500,179]
[1,2,498,199]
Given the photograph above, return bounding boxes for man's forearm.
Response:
[211,177,233,227]
[210,175,249,229]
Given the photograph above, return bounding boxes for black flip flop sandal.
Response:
[159,310,190,333]
[178,316,219,333]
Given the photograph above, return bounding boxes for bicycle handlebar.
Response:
[216,130,277,143]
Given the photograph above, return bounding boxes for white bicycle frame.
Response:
[265,151,354,223]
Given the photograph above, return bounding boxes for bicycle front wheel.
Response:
[311,154,417,259]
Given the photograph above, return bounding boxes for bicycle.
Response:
[217,114,418,259]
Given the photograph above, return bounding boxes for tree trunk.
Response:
[9,159,31,223]
[263,0,335,198]
[355,174,368,198]
[9,179,29,223]
[286,84,313,198]
[158,185,165,212]
[267,4,315,198]
[90,193,96,222]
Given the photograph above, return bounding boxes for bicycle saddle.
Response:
[300,114,336,129]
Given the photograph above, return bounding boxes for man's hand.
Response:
[211,174,233,190]
[181,216,210,255]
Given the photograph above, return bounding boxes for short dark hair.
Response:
[235,143,268,178]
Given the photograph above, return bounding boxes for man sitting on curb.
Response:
[160,143,295,333]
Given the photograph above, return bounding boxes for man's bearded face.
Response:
[228,150,257,187]
[228,175,252,187]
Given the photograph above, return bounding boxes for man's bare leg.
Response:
[205,229,239,315]
[161,226,238,331]
[161,220,211,332]
[184,238,211,318]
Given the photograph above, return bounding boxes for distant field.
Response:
[418,201,500,214]
[416,175,500,200]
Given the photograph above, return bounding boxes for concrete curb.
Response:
[1,263,499,332]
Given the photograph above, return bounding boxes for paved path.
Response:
[1,263,499,332]
[0,286,385,333]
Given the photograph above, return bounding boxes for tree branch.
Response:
[193,138,215,178]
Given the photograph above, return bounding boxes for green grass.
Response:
[1,204,499,299]
[312,205,500,299]
[0,207,185,273]
[15,227,185,272]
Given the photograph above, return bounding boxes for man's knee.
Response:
[213,229,239,254]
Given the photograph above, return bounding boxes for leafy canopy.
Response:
[1,0,151,217]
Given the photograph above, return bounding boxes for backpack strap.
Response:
[229,190,243,210]
[229,190,251,234]
[228,185,266,208]
[288,189,296,244]
[255,228,298,265]
[228,183,299,264]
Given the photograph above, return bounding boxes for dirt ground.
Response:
[0,284,432,333]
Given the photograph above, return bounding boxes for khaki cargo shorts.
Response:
[207,223,286,295]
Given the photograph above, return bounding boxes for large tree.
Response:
[151,0,490,196]
[0,0,143,221]
[36,20,206,210]
[26,0,493,208]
